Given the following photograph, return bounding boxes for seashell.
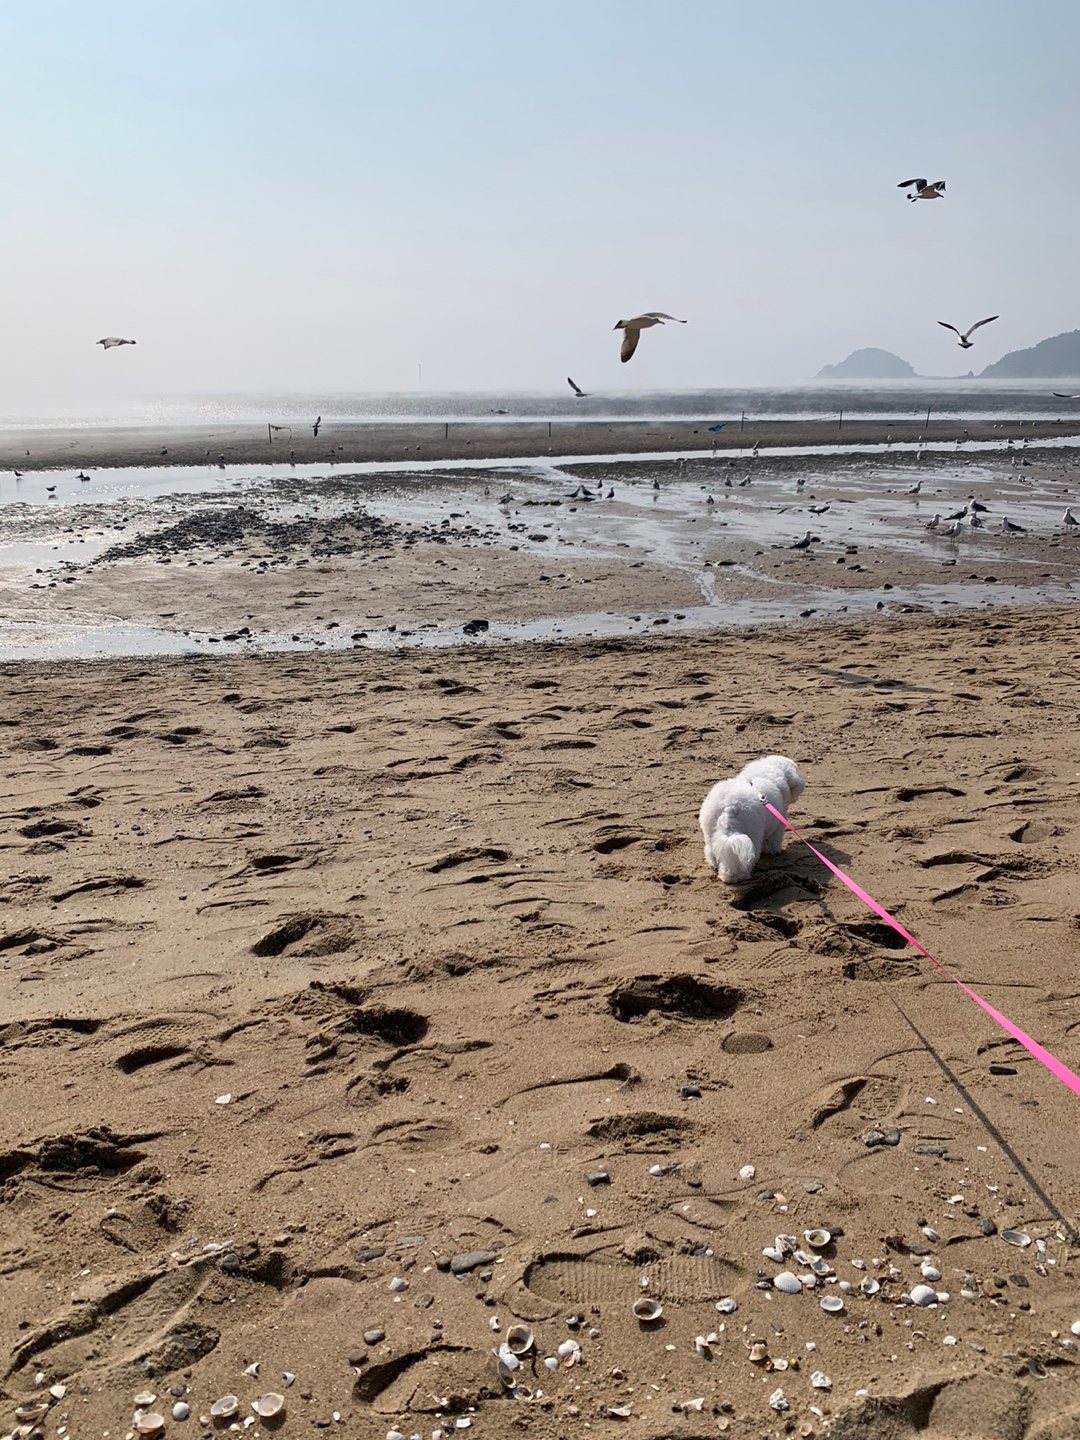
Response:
[496,1359,519,1389]
[762,1246,785,1264]
[49,1387,66,1402]
[133,1396,158,1410]
[505,1325,534,1355]
[557,1339,581,1361]
[920,1226,939,1242]
[543,1357,559,1372]
[251,1396,284,1420]
[819,1294,844,1313]
[608,1407,633,1419]
[632,1297,663,1322]
[803,1229,831,1249]
[511,1386,533,1401]
[172,1403,191,1422]
[210,1397,240,1421]
[920,1263,942,1282]
[809,1259,831,1276]
[648,1165,666,1177]
[838,1280,853,1292]
[1001,1230,1031,1248]
[810,1371,832,1390]
[794,1249,815,1267]
[936,1291,951,1304]
[134,1415,165,1436]
[773,1271,801,1294]
[1071,1320,1080,1337]
[748,1342,769,1364]
[15,1409,49,1426]
[769,1388,789,1412]
[909,1284,937,1307]
[715,1297,737,1314]
[861,1276,881,1295]
[799,1273,818,1289]
[282,1375,295,1388]
[776,1235,798,1255]
[738,1165,756,1180]
[243,1363,259,1378]
[771,1357,789,1371]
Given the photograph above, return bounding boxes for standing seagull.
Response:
[937,316,999,349]
[907,480,922,495]
[898,178,946,201]
[567,377,591,398]
[1001,517,1026,533]
[613,312,686,363]
[1064,508,1079,526]
[96,336,136,349]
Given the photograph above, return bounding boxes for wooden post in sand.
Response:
[444,422,449,440]
[267,423,272,443]
[926,405,932,427]
[740,411,745,432]
[548,421,552,439]
[838,409,843,434]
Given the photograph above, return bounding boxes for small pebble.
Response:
[586,1170,610,1187]
[389,1277,408,1292]
[738,1164,756,1181]
[172,1404,190,1423]
[680,1085,702,1099]
[979,1217,998,1236]
[364,1329,385,1345]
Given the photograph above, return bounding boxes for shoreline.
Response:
[4,415,1080,471]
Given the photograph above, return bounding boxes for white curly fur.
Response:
[699,754,805,884]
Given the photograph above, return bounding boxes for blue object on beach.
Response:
[708,424,726,432]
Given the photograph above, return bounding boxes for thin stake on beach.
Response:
[838,408,843,433]
[926,405,932,427]
[740,411,745,432]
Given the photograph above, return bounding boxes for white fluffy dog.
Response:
[699,754,806,884]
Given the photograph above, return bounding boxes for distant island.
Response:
[979,329,1080,379]
[815,348,917,380]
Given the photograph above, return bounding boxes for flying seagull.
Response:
[937,316,999,349]
[567,377,591,398]
[312,415,322,437]
[707,423,726,433]
[613,312,686,363]
[1052,392,1080,400]
[97,336,136,349]
[898,178,946,201]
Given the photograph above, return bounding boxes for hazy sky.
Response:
[2,0,1078,407]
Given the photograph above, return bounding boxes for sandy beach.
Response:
[2,604,1080,1438]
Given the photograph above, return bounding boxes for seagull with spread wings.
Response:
[1053,391,1080,400]
[937,316,999,349]
[567,377,591,398]
[898,178,946,201]
[97,336,136,349]
[613,312,686,363]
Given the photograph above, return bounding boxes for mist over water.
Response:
[0,384,1077,431]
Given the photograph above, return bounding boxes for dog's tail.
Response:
[712,834,758,884]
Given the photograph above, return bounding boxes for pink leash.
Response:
[761,801,1080,1100]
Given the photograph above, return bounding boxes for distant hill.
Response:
[815,348,917,380]
[980,329,1080,379]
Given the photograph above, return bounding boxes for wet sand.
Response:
[2,415,1078,471]
[1,447,1079,657]
[2,606,1080,1438]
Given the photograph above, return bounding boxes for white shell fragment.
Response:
[762,1246,785,1264]
[214,1093,232,1105]
[251,1396,285,1420]
[1001,1230,1031,1248]
[803,1228,831,1249]
[1070,1320,1080,1337]
[49,1386,67,1402]
[715,1297,738,1314]
[632,1297,663,1322]
[543,1356,559,1372]
[134,1414,165,1436]
[16,1405,51,1424]
[134,1395,158,1410]
[773,1271,802,1294]
[210,1396,240,1420]
[909,1284,938,1307]
[819,1294,844,1313]
[389,1276,408,1292]
[738,1165,756,1180]
[243,1364,260,1378]
[769,1388,789,1412]
[920,1263,942,1282]
[748,1342,769,1363]
[505,1325,534,1355]
[811,1371,832,1389]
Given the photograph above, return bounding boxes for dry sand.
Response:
[2,606,1080,1439]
